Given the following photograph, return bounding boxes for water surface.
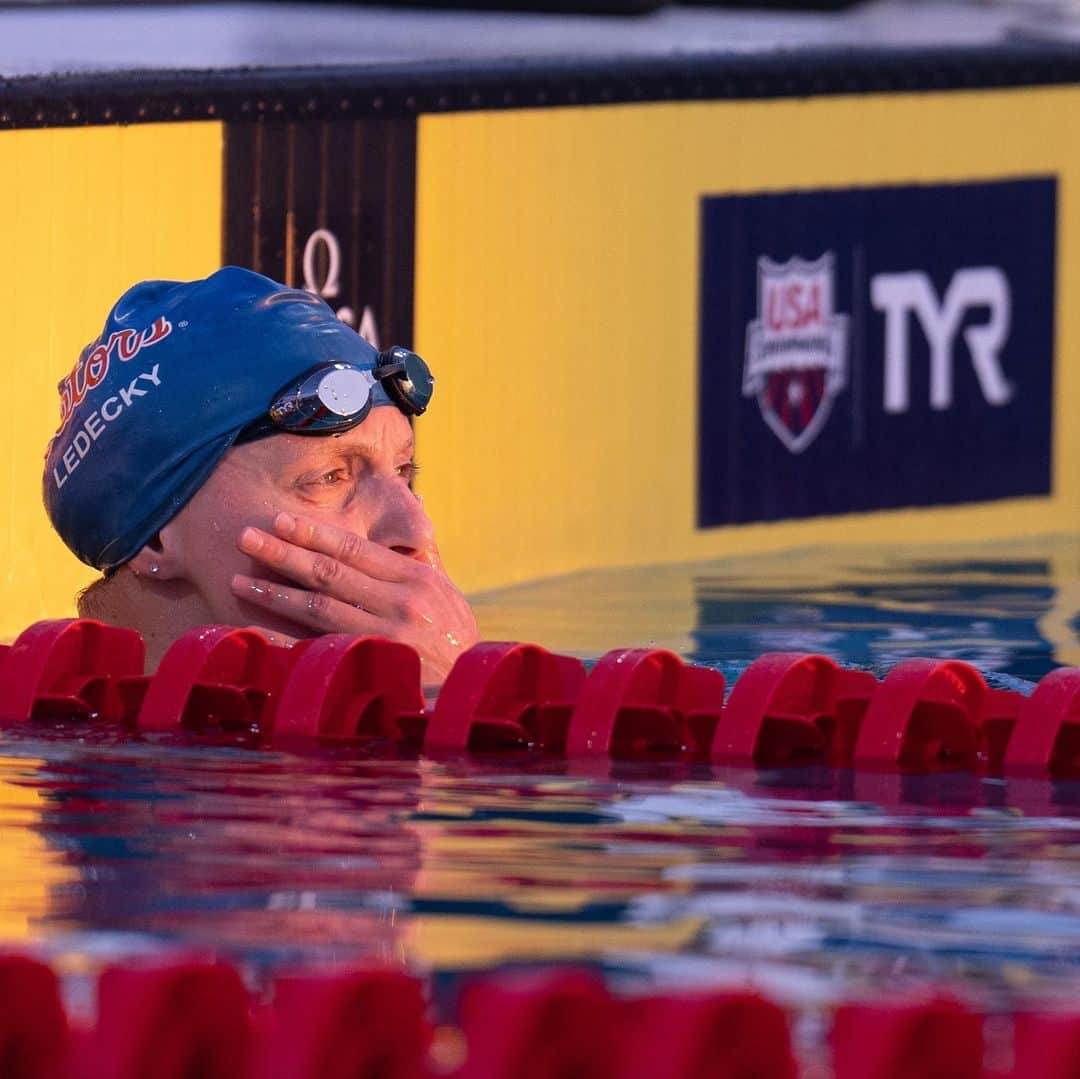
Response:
[2,535,1079,1027]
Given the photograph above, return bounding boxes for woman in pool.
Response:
[43,267,478,683]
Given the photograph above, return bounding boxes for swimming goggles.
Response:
[238,347,433,442]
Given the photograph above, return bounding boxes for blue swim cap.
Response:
[44,266,394,572]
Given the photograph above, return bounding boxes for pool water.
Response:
[2,535,1079,1032]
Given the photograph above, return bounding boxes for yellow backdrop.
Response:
[414,90,1080,592]
[1,122,223,638]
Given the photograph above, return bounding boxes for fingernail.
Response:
[232,573,266,596]
[239,527,264,552]
[275,512,297,536]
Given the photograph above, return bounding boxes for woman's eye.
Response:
[314,469,347,487]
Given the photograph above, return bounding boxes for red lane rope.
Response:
[0,618,1077,776]
[0,955,1066,1078]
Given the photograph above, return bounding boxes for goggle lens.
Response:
[375,346,434,416]
[267,364,376,432]
[247,346,433,442]
[314,366,374,417]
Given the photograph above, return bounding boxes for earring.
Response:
[149,564,160,575]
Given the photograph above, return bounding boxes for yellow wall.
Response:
[414,90,1080,593]
[0,122,222,638]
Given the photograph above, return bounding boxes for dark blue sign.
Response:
[697,178,1057,527]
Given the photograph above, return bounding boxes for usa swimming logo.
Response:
[743,254,848,454]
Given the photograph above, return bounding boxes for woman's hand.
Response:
[231,511,478,684]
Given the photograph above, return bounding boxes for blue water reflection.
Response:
[693,558,1060,684]
[475,538,1080,684]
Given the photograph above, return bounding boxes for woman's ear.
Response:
[126,523,187,581]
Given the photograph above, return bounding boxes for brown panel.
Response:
[223,116,418,349]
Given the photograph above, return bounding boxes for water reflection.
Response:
[0,538,1075,1020]
[0,757,78,941]
[474,535,1080,681]
[0,735,1078,1009]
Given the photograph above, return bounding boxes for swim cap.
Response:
[43,266,394,572]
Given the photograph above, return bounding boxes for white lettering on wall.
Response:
[870,267,1013,413]
[301,227,381,349]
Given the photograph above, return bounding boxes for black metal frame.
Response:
[3,44,1080,129]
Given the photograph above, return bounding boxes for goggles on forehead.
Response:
[238,346,433,443]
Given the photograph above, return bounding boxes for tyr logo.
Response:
[870,267,1013,413]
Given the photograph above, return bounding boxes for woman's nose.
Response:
[363,477,437,562]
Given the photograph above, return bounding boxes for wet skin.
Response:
[147,406,478,683]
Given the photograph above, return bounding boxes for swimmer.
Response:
[43,267,478,683]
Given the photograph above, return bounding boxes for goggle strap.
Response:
[374,360,407,380]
